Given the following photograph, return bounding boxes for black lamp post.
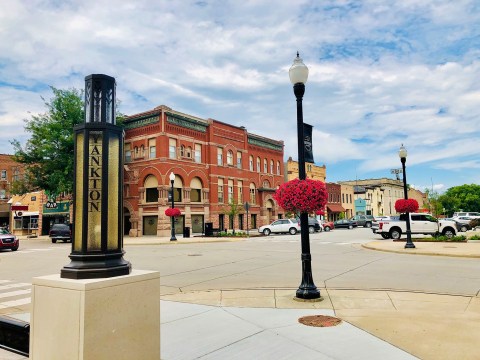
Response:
[61,74,131,279]
[289,52,320,300]
[399,145,415,249]
[169,172,177,241]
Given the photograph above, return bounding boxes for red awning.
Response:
[327,204,345,213]
[11,205,29,211]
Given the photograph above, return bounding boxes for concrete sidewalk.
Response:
[3,236,480,359]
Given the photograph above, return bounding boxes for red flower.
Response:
[395,199,419,213]
[165,208,181,217]
[273,178,328,213]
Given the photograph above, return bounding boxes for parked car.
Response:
[49,223,72,243]
[333,219,358,229]
[350,215,374,228]
[296,217,321,233]
[321,221,334,232]
[0,228,19,251]
[258,219,300,236]
[452,212,480,218]
[454,216,475,232]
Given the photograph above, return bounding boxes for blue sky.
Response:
[1,0,480,193]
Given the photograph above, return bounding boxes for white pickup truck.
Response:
[373,213,457,239]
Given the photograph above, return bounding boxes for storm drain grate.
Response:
[298,315,342,327]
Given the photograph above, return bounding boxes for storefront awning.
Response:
[327,204,345,213]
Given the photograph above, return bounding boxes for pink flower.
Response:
[395,199,419,213]
[273,178,328,213]
[165,208,181,217]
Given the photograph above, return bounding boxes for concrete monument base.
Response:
[30,270,160,360]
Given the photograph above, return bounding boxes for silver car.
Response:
[258,219,300,236]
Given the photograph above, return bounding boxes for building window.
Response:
[194,144,201,163]
[263,159,267,173]
[270,160,274,174]
[169,139,177,159]
[171,175,183,202]
[342,194,345,203]
[186,146,192,158]
[190,177,202,202]
[149,138,156,159]
[238,180,243,203]
[218,178,224,203]
[140,145,145,157]
[0,189,5,199]
[256,157,260,172]
[217,148,223,166]
[263,180,270,188]
[227,150,233,166]
[237,152,242,169]
[249,156,254,171]
[228,179,234,202]
[134,146,138,158]
[249,183,256,204]
[12,167,19,181]
[276,161,280,175]
[124,144,131,162]
[144,175,159,203]
[180,145,185,157]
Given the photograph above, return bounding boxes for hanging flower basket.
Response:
[273,178,328,213]
[395,199,419,213]
[165,208,181,217]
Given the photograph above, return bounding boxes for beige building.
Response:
[285,157,326,182]
[408,188,428,211]
[340,184,354,218]
[339,178,405,216]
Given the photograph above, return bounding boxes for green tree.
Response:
[424,188,444,217]
[222,199,244,234]
[10,87,126,197]
[11,87,84,196]
[439,184,480,215]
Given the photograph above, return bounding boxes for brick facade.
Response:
[123,105,285,237]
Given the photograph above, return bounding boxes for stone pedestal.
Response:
[30,270,160,360]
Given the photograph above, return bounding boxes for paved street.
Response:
[1,228,480,359]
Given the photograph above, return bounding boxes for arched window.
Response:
[186,146,192,158]
[263,180,270,188]
[140,145,145,157]
[276,161,280,175]
[256,157,260,172]
[249,156,254,171]
[180,145,185,157]
[249,183,256,204]
[227,150,233,165]
[171,175,183,202]
[144,175,159,203]
[263,159,267,173]
[190,177,202,202]
[270,160,274,174]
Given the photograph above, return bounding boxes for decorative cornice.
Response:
[166,112,208,133]
[124,115,159,130]
[247,134,283,152]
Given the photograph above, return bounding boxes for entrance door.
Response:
[174,215,184,235]
[143,216,158,236]
[124,207,131,235]
[191,215,204,233]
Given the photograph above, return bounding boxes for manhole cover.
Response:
[298,315,342,327]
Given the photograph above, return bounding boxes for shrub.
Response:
[468,234,480,240]
[432,234,466,242]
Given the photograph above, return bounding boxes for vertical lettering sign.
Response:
[88,131,102,250]
[303,123,314,163]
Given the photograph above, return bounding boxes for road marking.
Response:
[0,289,31,299]
[0,283,30,291]
[0,298,30,309]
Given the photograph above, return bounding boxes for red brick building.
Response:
[0,154,25,226]
[123,105,285,237]
[326,182,344,221]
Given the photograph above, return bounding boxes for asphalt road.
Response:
[2,227,479,297]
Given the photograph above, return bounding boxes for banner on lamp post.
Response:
[303,123,314,163]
